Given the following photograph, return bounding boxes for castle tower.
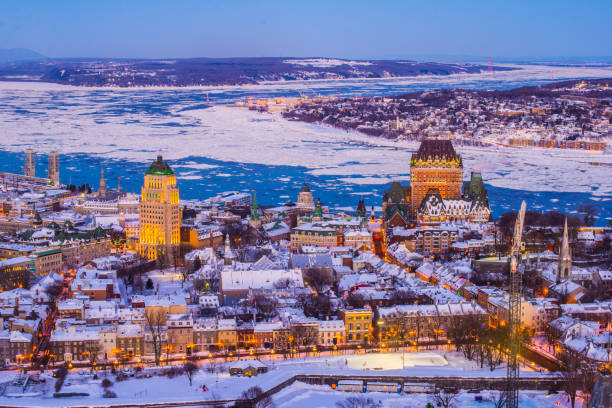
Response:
[138,155,180,260]
[409,139,462,218]
[297,182,314,215]
[249,191,262,229]
[48,151,60,186]
[557,217,572,283]
[24,149,35,177]
[98,168,107,199]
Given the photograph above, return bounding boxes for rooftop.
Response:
[145,155,175,176]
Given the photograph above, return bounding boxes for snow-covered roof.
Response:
[221,269,303,291]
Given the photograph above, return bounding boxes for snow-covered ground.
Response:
[0,351,554,407]
[272,382,581,408]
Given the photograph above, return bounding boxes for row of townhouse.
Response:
[48,309,373,362]
[0,330,34,364]
[377,301,488,343]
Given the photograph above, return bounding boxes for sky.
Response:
[1,0,611,60]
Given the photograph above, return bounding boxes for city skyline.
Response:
[0,3,611,406]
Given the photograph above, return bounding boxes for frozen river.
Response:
[0,64,611,222]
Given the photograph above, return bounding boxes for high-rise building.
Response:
[297,182,314,214]
[98,168,107,199]
[48,152,60,185]
[409,139,463,217]
[138,155,180,260]
[24,149,35,177]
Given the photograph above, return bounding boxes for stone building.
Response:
[410,139,463,218]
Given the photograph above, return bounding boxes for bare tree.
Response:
[44,280,64,302]
[101,378,113,390]
[336,396,380,408]
[492,390,508,408]
[558,349,583,408]
[577,203,598,226]
[253,293,278,319]
[85,340,102,368]
[183,361,198,386]
[433,388,457,408]
[346,292,366,309]
[145,309,166,366]
[54,364,68,392]
[303,268,333,294]
[238,385,275,408]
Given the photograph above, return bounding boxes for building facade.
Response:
[48,151,60,186]
[410,139,463,218]
[138,156,180,260]
[24,149,35,177]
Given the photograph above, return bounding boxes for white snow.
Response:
[1,65,612,196]
[283,58,374,68]
[0,351,558,407]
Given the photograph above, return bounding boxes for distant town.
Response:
[0,56,506,87]
[0,137,610,406]
[279,79,612,151]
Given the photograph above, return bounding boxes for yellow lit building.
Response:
[339,309,373,344]
[138,155,180,260]
[409,139,463,218]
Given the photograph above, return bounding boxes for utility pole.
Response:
[506,201,526,408]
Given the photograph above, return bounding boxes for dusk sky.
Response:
[1,0,611,60]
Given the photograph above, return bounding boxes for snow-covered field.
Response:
[0,351,555,407]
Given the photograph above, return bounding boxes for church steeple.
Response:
[249,191,262,229]
[557,217,572,283]
[98,168,107,199]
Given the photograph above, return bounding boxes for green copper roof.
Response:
[250,191,260,221]
[300,182,311,193]
[146,155,175,175]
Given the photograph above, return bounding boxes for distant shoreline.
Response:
[0,64,610,92]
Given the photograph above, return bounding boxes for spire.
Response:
[558,217,572,282]
[249,191,262,229]
[250,191,260,221]
[356,200,366,218]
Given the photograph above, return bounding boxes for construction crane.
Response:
[506,200,526,408]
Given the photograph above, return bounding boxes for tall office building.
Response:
[48,152,60,185]
[297,182,314,215]
[24,149,35,177]
[138,155,180,260]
